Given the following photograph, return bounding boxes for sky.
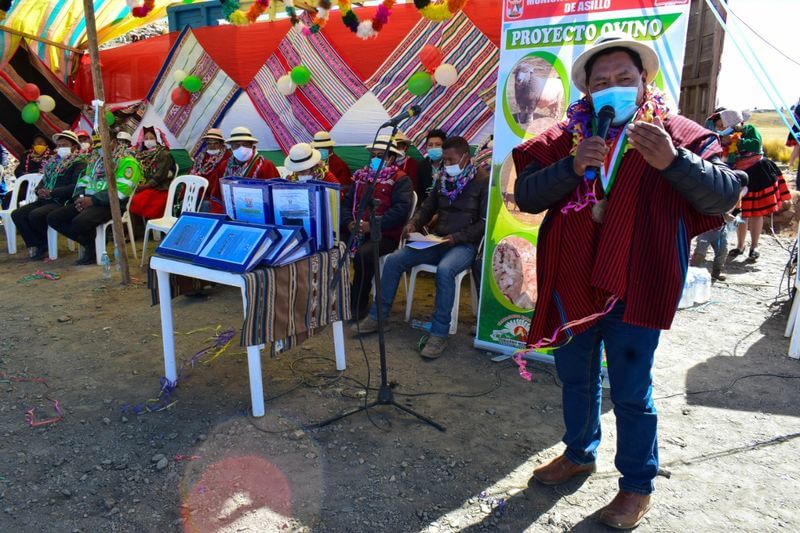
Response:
[715,0,800,111]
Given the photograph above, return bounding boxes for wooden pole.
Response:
[81,0,131,285]
[0,25,83,53]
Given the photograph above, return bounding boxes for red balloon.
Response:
[419,45,443,73]
[171,86,191,106]
[22,83,40,102]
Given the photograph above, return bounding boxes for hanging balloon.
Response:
[106,110,116,126]
[171,86,192,106]
[182,74,202,93]
[21,102,41,124]
[289,65,312,86]
[172,69,188,84]
[22,83,41,102]
[419,45,443,73]
[434,64,458,87]
[37,95,56,113]
[407,71,433,96]
[276,74,297,96]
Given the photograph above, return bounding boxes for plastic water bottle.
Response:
[114,246,121,271]
[101,252,111,280]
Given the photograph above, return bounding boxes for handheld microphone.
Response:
[584,105,616,181]
[380,105,422,128]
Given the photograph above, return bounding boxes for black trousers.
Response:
[351,236,399,320]
[10,199,61,248]
[47,203,113,250]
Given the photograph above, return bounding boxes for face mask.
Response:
[369,157,382,172]
[56,147,72,158]
[233,146,253,161]
[444,163,463,177]
[297,174,313,182]
[206,149,221,156]
[427,147,443,161]
[144,139,158,149]
[318,148,329,161]
[81,142,91,151]
[591,86,640,125]
[33,145,47,154]
[716,127,734,136]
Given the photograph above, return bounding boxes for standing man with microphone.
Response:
[513,33,743,529]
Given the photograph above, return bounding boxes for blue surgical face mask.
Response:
[716,127,734,136]
[428,147,443,161]
[318,148,329,161]
[590,86,640,125]
[369,156,382,172]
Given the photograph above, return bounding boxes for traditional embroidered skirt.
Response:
[741,176,791,218]
[129,188,168,220]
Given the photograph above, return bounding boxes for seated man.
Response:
[392,131,419,192]
[355,136,488,358]
[47,135,143,265]
[114,131,135,158]
[76,130,92,153]
[284,143,339,184]
[225,127,280,180]
[190,128,231,213]
[11,130,87,260]
[343,136,413,321]
[312,131,352,190]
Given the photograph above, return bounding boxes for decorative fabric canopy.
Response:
[0,0,171,79]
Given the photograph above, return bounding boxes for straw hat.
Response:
[226,126,259,143]
[202,128,225,142]
[571,32,660,94]
[311,131,336,148]
[367,134,403,156]
[284,143,322,172]
[116,131,133,143]
[52,130,81,146]
[393,131,411,145]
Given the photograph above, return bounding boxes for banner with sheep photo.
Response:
[474,0,692,357]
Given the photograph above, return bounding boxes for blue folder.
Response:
[155,212,226,261]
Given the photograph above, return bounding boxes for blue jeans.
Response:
[554,301,661,495]
[369,243,476,337]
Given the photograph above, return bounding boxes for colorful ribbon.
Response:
[25,398,63,427]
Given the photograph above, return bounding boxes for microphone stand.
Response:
[317,124,445,432]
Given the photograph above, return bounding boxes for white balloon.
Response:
[37,94,56,113]
[173,69,188,83]
[276,74,297,96]
[434,64,458,87]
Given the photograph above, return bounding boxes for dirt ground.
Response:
[2,185,800,532]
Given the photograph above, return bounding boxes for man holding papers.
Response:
[343,135,414,322]
[355,136,488,358]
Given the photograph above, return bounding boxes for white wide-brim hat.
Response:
[226,126,259,143]
[202,128,225,142]
[116,131,133,143]
[285,143,322,172]
[52,130,80,146]
[719,109,751,129]
[571,31,660,94]
[367,134,403,156]
[311,131,336,148]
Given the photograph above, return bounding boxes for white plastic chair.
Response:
[95,188,139,265]
[46,227,76,260]
[140,174,208,266]
[403,235,483,335]
[1,173,42,254]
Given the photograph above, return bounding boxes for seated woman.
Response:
[2,134,51,209]
[341,135,413,321]
[191,128,231,213]
[129,126,176,220]
[10,130,87,260]
[284,143,340,184]
[47,135,143,265]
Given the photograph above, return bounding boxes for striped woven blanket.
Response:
[246,26,367,153]
[149,244,351,353]
[147,27,241,154]
[366,11,498,147]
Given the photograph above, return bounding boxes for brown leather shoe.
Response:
[532,454,596,485]
[597,490,652,529]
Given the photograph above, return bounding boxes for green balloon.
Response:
[106,110,116,126]
[183,75,202,93]
[21,102,40,124]
[290,65,312,86]
[407,71,433,96]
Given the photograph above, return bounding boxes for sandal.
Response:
[748,248,760,261]
[728,248,744,258]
